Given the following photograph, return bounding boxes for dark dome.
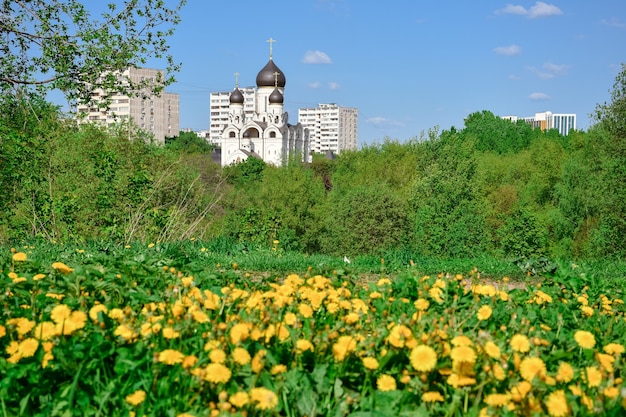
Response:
[256,59,286,88]
[229,87,244,104]
[269,87,283,104]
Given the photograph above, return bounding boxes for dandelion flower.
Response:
[545,390,568,417]
[332,335,357,361]
[89,304,108,322]
[125,390,146,406]
[249,387,278,410]
[580,306,594,317]
[584,366,602,387]
[33,322,57,341]
[298,303,314,318]
[158,349,185,365]
[182,355,198,369]
[50,304,72,324]
[376,374,397,391]
[17,338,39,358]
[510,334,530,353]
[209,348,227,364]
[574,330,595,349]
[296,339,314,353]
[519,357,546,382]
[51,262,73,274]
[362,357,379,370]
[556,362,575,383]
[410,345,437,372]
[603,343,625,355]
[476,305,493,321]
[0,325,5,338]
[229,392,250,408]
[231,347,252,365]
[596,352,615,372]
[12,252,27,262]
[387,324,413,348]
[7,317,36,335]
[414,298,430,311]
[204,363,232,384]
[483,341,501,359]
[229,323,250,344]
[446,373,476,388]
[484,393,510,407]
[603,386,619,399]
[451,335,473,347]
[450,346,477,364]
[271,364,287,375]
[162,327,180,339]
[422,391,444,402]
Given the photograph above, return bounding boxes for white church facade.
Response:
[220,40,309,167]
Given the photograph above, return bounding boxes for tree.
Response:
[0,0,185,107]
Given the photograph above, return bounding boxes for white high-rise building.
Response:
[76,67,179,144]
[298,103,358,154]
[209,87,255,145]
[503,111,576,137]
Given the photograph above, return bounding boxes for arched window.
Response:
[229,131,236,138]
[269,131,276,138]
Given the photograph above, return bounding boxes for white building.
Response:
[76,67,179,144]
[219,40,309,167]
[298,103,358,154]
[209,87,255,145]
[503,111,576,137]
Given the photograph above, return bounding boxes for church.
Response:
[220,39,309,167]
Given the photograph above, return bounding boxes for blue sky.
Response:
[147,1,624,144]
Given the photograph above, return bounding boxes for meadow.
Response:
[2,240,626,416]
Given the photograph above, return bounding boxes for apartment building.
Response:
[503,111,576,137]
[76,67,180,144]
[298,103,358,154]
[209,87,255,145]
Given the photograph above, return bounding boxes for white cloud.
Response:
[601,17,626,29]
[302,50,332,64]
[528,2,562,18]
[529,92,551,100]
[496,2,562,18]
[494,44,521,56]
[307,81,322,89]
[366,117,405,127]
[328,82,340,90]
[509,74,522,80]
[527,62,569,79]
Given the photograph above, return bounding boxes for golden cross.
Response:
[266,37,276,59]
[273,71,280,87]
[234,72,240,87]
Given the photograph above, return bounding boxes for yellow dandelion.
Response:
[556,361,575,383]
[332,335,357,361]
[484,393,510,407]
[204,363,232,384]
[231,347,252,365]
[410,345,437,372]
[50,304,72,325]
[362,357,379,370]
[519,357,546,382]
[33,322,57,341]
[114,324,136,341]
[12,252,27,262]
[476,305,493,321]
[603,386,619,399]
[451,335,473,347]
[125,389,146,406]
[209,348,227,364]
[51,262,73,274]
[271,364,287,375]
[574,330,595,349]
[17,338,39,358]
[283,312,297,326]
[414,298,430,311]
[229,392,250,408]
[584,366,602,387]
[596,352,615,372]
[483,341,501,359]
[158,349,185,365]
[387,324,413,348]
[0,325,5,338]
[249,387,278,410]
[296,339,314,353]
[545,390,568,417]
[422,391,444,402]
[450,345,477,364]
[7,317,36,336]
[510,334,530,353]
[376,374,397,391]
[89,304,108,322]
[251,350,266,373]
[298,303,314,318]
[229,323,250,344]
[603,343,625,355]
[182,355,198,369]
[510,381,532,402]
[162,327,180,339]
[580,306,594,317]
[446,373,476,388]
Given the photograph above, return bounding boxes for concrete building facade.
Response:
[76,67,179,144]
[503,111,576,137]
[298,103,358,154]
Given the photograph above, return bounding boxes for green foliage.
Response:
[222,157,267,187]
[462,110,537,154]
[0,0,185,107]
[165,131,214,154]
[411,131,490,257]
[320,185,409,256]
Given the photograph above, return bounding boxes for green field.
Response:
[2,240,626,416]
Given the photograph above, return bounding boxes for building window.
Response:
[269,131,276,138]
[229,132,236,138]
